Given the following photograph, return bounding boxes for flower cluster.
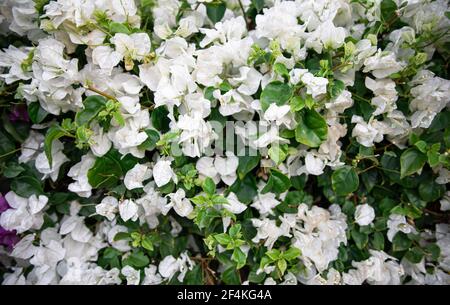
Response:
[0,0,449,285]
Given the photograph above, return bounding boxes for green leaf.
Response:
[113,232,130,241]
[295,109,328,147]
[0,130,15,159]
[229,224,241,238]
[3,163,25,178]
[392,232,412,252]
[28,102,48,124]
[262,169,291,194]
[290,96,305,112]
[351,230,368,250]
[214,233,232,246]
[202,177,216,195]
[44,125,69,168]
[400,148,427,178]
[151,106,170,133]
[425,244,440,261]
[231,247,247,269]
[405,247,424,264]
[109,22,131,34]
[268,144,288,165]
[10,176,44,197]
[237,154,260,180]
[252,0,265,12]
[380,0,397,22]
[123,251,149,269]
[332,166,359,196]
[138,129,160,151]
[282,247,301,261]
[206,2,226,23]
[87,154,122,189]
[260,81,293,112]
[184,264,203,285]
[328,79,345,99]
[141,236,154,251]
[273,63,289,80]
[277,258,287,275]
[221,267,241,284]
[266,249,281,261]
[418,179,445,202]
[229,174,257,204]
[371,232,385,251]
[75,95,107,126]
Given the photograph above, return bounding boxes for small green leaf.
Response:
[282,247,301,261]
[109,22,131,34]
[138,129,160,151]
[10,176,44,197]
[295,109,328,147]
[231,247,247,269]
[262,169,291,194]
[206,2,226,23]
[332,166,359,196]
[392,232,412,252]
[202,177,216,195]
[28,102,48,124]
[277,259,287,275]
[44,125,69,168]
[214,233,231,246]
[75,95,107,126]
[87,153,122,189]
[237,154,260,180]
[400,148,427,178]
[260,81,293,112]
[351,230,368,250]
[405,247,424,264]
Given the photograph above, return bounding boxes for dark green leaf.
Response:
[400,148,427,178]
[295,109,328,147]
[332,166,359,196]
[260,81,293,112]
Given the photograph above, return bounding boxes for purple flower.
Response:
[0,193,18,250]
[0,227,19,251]
[0,193,10,213]
[8,104,30,123]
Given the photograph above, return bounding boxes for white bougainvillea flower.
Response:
[124,163,152,190]
[118,199,139,222]
[111,33,151,70]
[166,189,193,218]
[153,159,175,187]
[354,204,375,226]
[387,214,417,242]
[92,46,122,74]
[96,196,119,221]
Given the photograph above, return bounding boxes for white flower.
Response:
[363,50,405,78]
[68,153,96,198]
[118,199,139,222]
[166,189,193,218]
[124,163,152,190]
[319,20,346,50]
[387,214,417,242]
[251,192,280,216]
[153,159,175,187]
[111,33,151,69]
[354,204,375,226]
[351,115,385,147]
[92,46,122,74]
[142,265,163,285]
[121,265,140,285]
[300,71,329,98]
[158,255,179,279]
[0,192,48,234]
[223,193,247,214]
[35,139,69,182]
[96,196,119,221]
[304,152,326,176]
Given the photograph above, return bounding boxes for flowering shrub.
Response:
[0,0,449,285]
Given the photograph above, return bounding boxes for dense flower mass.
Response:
[0,0,449,285]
